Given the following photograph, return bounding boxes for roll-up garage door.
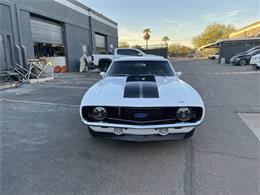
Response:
[30,17,63,45]
[95,33,106,48]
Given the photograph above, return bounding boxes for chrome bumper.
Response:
[82,120,202,135]
[82,120,201,129]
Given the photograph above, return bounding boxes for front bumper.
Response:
[88,130,193,141]
[82,120,200,139]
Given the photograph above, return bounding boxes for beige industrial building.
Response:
[229,21,260,38]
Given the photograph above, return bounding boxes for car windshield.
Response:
[246,46,260,53]
[248,49,260,55]
[106,60,175,76]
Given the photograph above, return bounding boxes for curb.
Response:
[0,82,20,90]
[22,77,54,84]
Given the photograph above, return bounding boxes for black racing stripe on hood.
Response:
[142,82,159,98]
[124,75,159,98]
[124,82,140,98]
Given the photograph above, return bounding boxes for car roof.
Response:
[113,56,167,61]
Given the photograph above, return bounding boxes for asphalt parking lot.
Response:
[0,59,259,195]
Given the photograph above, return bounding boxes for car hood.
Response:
[81,76,204,107]
[231,52,249,58]
[235,54,251,59]
[232,54,244,58]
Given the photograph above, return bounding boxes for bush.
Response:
[168,44,195,57]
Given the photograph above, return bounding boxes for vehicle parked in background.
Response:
[89,48,147,72]
[230,46,260,64]
[208,53,219,60]
[232,49,260,66]
[80,56,205,141]
[250,54,260,69]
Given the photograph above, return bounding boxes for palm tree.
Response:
[143,28,151,49]
[162,36,170,47]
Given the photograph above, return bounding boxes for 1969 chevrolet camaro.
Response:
[80,56,205,141]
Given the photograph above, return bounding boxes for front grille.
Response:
[107,107,177,125]
[82,106,203,125]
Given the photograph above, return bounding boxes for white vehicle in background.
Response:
[89,48,147,72]
[208,53,219,60]
[250,54,260,69]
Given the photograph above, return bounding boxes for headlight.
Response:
[176,107,192,122]
[92,107,107,121]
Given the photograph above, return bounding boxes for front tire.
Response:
[239,58,247,66]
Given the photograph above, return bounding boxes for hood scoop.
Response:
[124,75,159,98]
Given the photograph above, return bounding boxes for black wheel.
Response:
[184,129,195,139]
[99,61,111,72]
[239,58,247,66]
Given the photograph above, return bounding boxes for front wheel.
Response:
[239,58,247,66]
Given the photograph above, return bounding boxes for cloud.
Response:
[203,9,246,22]
[163,19,182,24]
[118,28,143,45]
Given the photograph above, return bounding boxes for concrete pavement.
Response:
[0,59,259,194]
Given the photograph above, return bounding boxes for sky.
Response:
[79,0,260,47]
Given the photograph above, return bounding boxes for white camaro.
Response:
[80,56,205,141]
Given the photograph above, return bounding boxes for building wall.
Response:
[218,39,260,64]
[0,0,118,72]
[19,10,34,59]
[107,36,118,52]
[64,23,91,72]
[91,17,118,52]
[0,2,15,71]
[229,21,260,38]
[14,0,92,29]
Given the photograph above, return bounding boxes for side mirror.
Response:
[176,71,182,78]
[138,53,143,56]
[100,72,106,78]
